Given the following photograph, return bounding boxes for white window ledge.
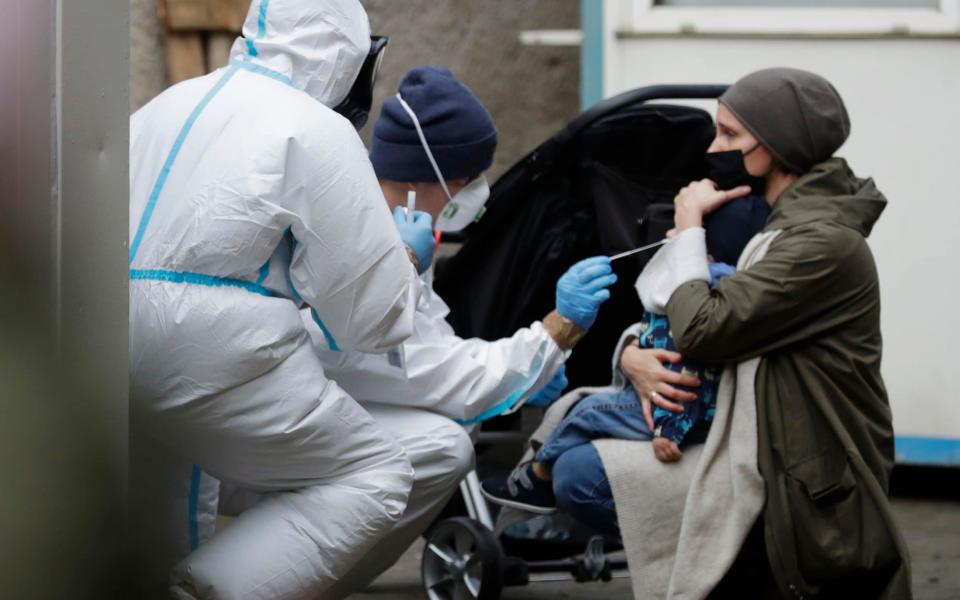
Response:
[519,29,584,46]
[624,5,960,38]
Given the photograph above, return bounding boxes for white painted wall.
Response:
[601,1,960,439]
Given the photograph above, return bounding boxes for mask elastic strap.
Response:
[395,94,453,201]
[743,142,778,179]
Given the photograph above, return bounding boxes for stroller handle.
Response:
[558,84,729,143]
[448,84,730,243]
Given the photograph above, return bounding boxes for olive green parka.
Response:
[667,158,911,599]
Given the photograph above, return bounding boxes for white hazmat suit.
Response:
[312,282,565,425]
[215,279,566,597]
[128,1,419,597]
[307,277,567,597]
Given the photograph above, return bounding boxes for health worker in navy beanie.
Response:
[307,65,620,599]
[370,65,498,232]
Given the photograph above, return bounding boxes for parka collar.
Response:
[764,157,887,237]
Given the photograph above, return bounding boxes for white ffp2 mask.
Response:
[435,174,490,232]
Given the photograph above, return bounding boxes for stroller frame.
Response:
[421,430,631,600]
[421,84,729,600]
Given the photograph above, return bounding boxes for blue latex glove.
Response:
[393,207,435,274]
[526,366,569,408]
[708,262,736,287]
[556,256,617,330]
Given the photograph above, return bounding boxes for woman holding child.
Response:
[486,68,912,599]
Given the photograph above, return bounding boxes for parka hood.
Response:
[765,157,887,237]
[229,0,371,108]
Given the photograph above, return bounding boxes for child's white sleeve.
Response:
[610,321,644,388]
[635,228,710,314]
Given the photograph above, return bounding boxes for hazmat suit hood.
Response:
[229,0,372,108]
[765,157,887,237]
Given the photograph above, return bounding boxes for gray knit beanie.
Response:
[720,67,850,173]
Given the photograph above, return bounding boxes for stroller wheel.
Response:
[421,516,504,600]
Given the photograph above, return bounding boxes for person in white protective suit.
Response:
[127,1,439,598]
[240,65,616,597]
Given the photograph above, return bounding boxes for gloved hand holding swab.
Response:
[609,238,668,262]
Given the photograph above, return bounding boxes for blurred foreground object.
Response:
[158,0,252,83]
[0,246,131,598]
[1,0,130,594]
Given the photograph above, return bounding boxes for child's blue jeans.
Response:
[535,387,653,467]
[535,387,651,537]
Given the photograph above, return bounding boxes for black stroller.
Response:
[422,84,728,600]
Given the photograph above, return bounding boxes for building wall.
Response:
[131,0,168,112]
[362,0,580,178]
[129,0,581,179]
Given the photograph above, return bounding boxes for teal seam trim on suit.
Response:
[311,308,341,352]
[234,59,295,88]
[255,260,270,286]
[130,269,274,298]
[245,0,271,57]
[455,374,539,426]
[129,64,241,264]
[257,0,270,38]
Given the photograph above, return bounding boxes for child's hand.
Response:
[708,262,737,286]
[652,437,683,463]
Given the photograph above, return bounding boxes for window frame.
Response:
[626,0,960,37]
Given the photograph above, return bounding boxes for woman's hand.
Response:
[673,179,751,232]
[620,345,700,430]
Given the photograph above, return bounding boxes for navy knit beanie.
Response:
[370,66,498,182]
[704,195,771,266]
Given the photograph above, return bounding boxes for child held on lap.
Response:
[480,194,770,514]
[636,304,721,461]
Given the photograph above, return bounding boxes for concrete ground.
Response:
[350,497,960,599]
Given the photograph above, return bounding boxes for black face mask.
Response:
[705,148,767,197]
[334,36,389,130]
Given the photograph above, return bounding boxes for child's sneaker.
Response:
[480,463,556,514]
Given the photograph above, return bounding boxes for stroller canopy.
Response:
[435,85,726,390]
